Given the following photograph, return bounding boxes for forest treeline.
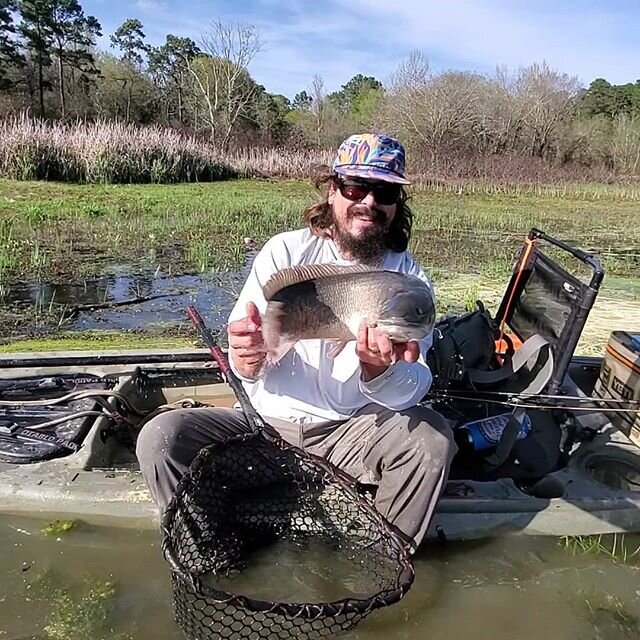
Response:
[1,0,640,182]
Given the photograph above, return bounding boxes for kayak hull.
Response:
[1,348,639,542]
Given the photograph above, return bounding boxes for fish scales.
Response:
[260,263,436,362]
[270,271,390,341]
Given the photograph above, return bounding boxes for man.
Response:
[136,133,457,551]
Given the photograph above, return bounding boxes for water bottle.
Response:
[456,412,532,452]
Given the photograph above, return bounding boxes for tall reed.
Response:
[4,114,639,196]
[0,115,334,185]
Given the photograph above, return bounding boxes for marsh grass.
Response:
[559,533,640,565]
[0,114,240,184]
[0,115,335,185]
[0,173,638,349]
[0,330,196,352]
[0,176,637,284]
[413,178,640,200]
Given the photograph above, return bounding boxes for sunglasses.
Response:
[335,177,402,206]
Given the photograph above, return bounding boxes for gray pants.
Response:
[136,403,457,549]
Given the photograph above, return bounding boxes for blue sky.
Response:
[84,0,640,99]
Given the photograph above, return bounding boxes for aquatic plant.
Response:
[41,519,77,536]
[559,532,640,564]
[42,577,131,640]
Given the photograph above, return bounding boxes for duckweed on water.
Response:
[41,519,78,537]
[25,569,132,640]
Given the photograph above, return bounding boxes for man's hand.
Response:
[356,319,420,381]
[227,302,265,380]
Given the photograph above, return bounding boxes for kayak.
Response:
[1,346,639,542]
[1,227,637,542]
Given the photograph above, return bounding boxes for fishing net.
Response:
[160,306,415,640]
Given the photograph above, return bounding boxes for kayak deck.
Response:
[1,349,640,541]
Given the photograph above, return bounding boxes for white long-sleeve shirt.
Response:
[227,227,435,425]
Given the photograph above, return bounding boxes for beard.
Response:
[331,203,391,265]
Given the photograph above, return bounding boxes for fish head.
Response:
[375,278,436,342]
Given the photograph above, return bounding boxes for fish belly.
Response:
[261,272,385,360]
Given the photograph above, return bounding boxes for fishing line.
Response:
[432,389,640,406]
[425,391,640,415]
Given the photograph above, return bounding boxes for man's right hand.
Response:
[227,301,265,380]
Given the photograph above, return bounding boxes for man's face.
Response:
[327,176,401,264]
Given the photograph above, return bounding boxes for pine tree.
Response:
[0,0,24,88]
[16,0,54,116]
[49,0,101,117]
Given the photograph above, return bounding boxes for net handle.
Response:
[186,305,267,435]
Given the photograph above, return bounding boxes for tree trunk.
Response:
[221,122,233,152]
[58,52,65,118]
[37,49,45,117]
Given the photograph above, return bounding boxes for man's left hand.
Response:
[356,319,420,381]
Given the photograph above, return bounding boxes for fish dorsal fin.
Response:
[262,263,378,300]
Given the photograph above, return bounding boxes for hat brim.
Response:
[334,165,411,185]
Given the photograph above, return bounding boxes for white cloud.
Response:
[134,0,169,11]
[345,0,639,86]
[90,0,640,97]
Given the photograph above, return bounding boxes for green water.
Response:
[2,514,640,640]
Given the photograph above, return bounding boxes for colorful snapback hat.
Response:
[332,133,410,184]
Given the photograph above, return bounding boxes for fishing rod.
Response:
[0,350,213,369]
[0,397,204,433]
[425,390,640,415]
[0,410,105,431]
[0,367,225,396]
[427,388,640,407]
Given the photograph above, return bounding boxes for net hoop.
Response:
[160,429,416,620]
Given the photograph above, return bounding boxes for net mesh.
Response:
[161,429,415,640]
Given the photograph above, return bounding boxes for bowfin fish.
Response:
[260,263,436,365]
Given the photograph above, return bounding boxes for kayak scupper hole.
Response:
[585,455,640,492]
[522,476,566,499]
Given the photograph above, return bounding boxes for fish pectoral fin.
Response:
[326,340,349,359]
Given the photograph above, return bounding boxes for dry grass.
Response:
[2,115,640,198]
[0,115,334,184]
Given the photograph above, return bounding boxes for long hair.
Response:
[302,169,414,253]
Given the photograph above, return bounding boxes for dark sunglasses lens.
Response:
[340,183,369,201]
[374,184,401,204]
[339,181,400,204]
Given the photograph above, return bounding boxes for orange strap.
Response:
[496,237,536,357]
[606,344,640,376]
